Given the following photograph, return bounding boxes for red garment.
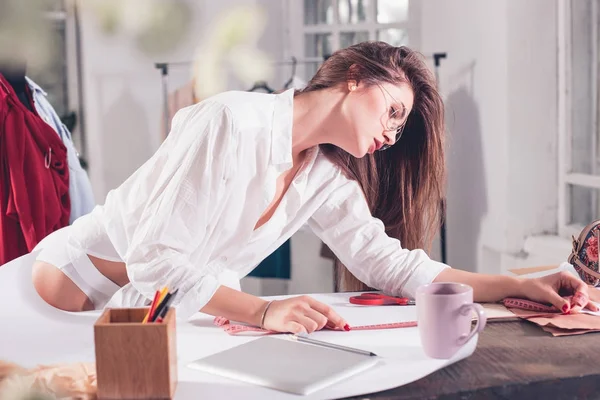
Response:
[0,74,70,265]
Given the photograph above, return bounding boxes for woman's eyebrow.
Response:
[397,101,408,119]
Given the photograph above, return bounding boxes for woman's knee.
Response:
[31,261,94,312]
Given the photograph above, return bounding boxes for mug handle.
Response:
[457,303,487,345]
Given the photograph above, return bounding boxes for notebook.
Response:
[187,336,380,395]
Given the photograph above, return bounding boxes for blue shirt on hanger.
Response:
[26,77,95,224]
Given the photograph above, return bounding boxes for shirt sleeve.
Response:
[307,174,449,299]
[121,100,237,320]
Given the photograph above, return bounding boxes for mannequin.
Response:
[0,61,33,112]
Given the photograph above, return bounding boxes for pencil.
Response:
[290,333,377,357]
[142,290,161,323]
[155,306,170,323]
[143,287,168,323]
[151,291,175,323]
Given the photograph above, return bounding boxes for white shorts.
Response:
[33,226,121,309]
[33,227,242,313]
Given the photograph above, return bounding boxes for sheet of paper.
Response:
[508,265,558,275]
[0,254,478,400]
[581,301,600,317]
[507,262,580,280]
[482,303,518,320]
[542,326,600,336]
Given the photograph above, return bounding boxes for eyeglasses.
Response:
[377,84,409,151]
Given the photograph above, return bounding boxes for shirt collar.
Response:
[25,76,47,96]
[270,88,295,168]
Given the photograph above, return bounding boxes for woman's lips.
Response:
[368,139,383,154]
[374,138,383,151]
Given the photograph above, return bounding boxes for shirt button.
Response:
[221,256,228,262]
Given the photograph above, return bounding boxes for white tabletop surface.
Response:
[0,252,477,399]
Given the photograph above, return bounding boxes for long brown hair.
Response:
[297,42,446,291]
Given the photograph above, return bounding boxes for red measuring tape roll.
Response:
[214,317,418,336]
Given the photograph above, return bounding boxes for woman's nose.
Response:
[383,131,395,146]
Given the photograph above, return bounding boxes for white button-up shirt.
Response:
[69,88,449,319]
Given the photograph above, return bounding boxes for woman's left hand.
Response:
[520,271,599,313]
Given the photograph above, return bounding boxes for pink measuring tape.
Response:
[502,298,560,313]
[213,316,418,336]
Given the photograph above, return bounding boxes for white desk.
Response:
[0,253,476,399]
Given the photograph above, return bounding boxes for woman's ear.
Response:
[348,80,358,92]
[347,63,361,91]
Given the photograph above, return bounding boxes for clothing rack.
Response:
[154,56,325,136]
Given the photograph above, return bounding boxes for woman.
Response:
[31,42,598,334]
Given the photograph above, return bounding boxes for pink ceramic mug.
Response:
[416,282,487,359]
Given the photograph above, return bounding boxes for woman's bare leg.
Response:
[32,254,129,312]
[32,261,94,312]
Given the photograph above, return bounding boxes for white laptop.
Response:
[188,336,380,395]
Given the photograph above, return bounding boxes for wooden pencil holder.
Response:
[94,307,178,399]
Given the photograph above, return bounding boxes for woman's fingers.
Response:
[558,272,590,313]
[570,291,588,313]
[287,321,307,335]
[303,307,329,331]
[296,315,320,333]
[543,289,571,313]
[264,295,349,334]
[304,296,348,329]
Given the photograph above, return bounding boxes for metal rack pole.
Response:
[432,52,448,264]
[155,62,170,136]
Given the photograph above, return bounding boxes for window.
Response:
[558,0,600,237]
[286,0,415,81]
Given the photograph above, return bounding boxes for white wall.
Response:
[79,3,164,201]
[505,0,558,254]
[420,0,561,274]
[80,0,287,201]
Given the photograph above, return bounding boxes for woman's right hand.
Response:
[261,295,349,334]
